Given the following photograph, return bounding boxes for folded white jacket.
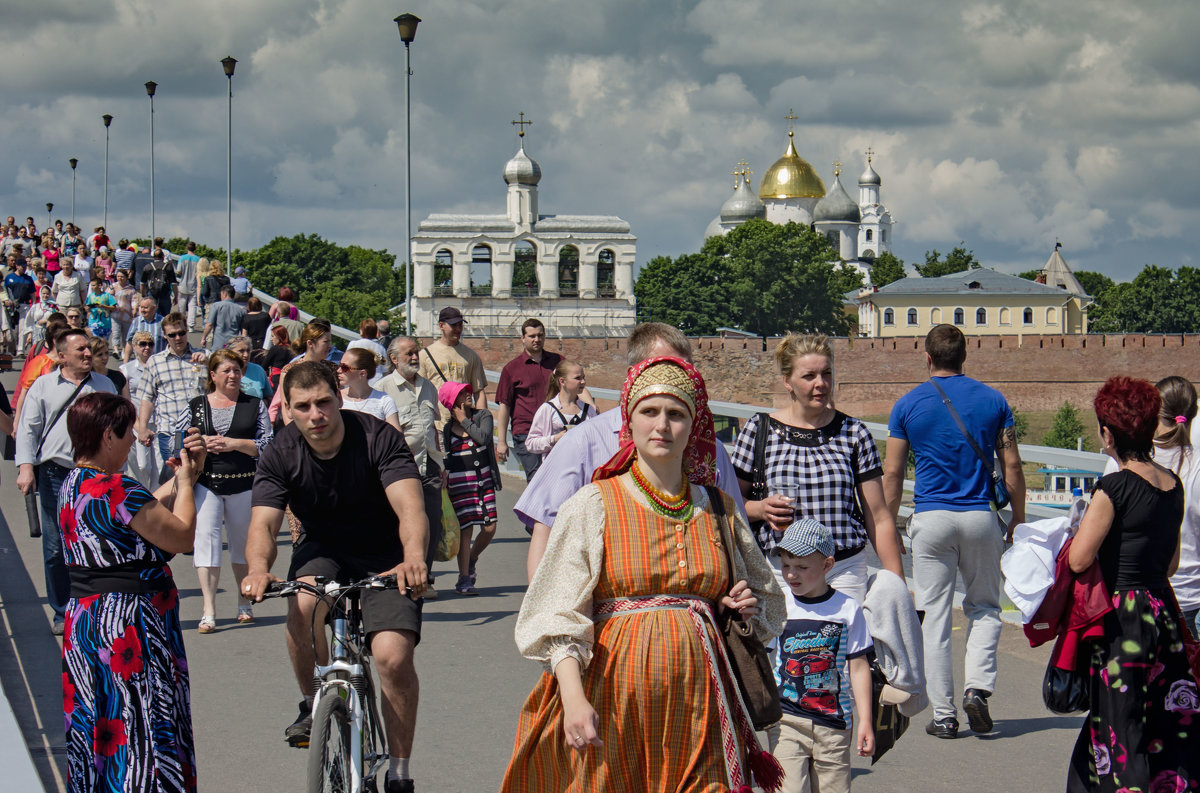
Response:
[1001,516,1071,622]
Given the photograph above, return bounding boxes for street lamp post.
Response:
[222,57,237,276]
[46,203,53,232]
[394,12,420,332]
[68,158,78,226]
[145,81,157,243]
[102,114,113,230]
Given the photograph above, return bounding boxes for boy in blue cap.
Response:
[770,517,875,792]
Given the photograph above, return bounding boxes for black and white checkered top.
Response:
[730,411,883,556]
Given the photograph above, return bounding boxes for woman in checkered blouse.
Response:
[730,333,905,603]
[501,356,786,792]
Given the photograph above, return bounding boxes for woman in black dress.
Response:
[1068,376,1200,791]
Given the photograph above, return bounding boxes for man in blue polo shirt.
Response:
[882,323,1025,741]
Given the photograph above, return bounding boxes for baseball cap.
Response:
[234,266,245,275]
[777,518,835,558]
[438,307,466,325]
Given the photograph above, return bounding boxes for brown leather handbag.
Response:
[707,486,783,731]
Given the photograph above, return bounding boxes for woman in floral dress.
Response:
[501,357,785,792]
[1068,376,1200,791]
[60,392,205,793]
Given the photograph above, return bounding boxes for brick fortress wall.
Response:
[461,333,1200,417]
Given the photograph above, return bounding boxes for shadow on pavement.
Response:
[422,610,519,624]
[0,506,66,792]
[982,715,1082,739]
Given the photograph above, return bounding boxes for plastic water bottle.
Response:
[1069,486,1089,532]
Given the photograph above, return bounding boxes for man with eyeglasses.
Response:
[123,298,165,361]
[134,312,207,483]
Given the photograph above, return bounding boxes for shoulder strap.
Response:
[423,348,448,383]
[705,485,751,632]
[549,402,569,427]
[928,378,997,478]
[749,412,771,497]
[35,374,91,459]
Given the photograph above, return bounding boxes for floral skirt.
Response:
[1067,588,1200,792]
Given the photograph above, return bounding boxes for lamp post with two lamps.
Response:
[45,203,53,233]
[394,12,420,332]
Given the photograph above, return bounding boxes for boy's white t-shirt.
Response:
[776,587,872,730]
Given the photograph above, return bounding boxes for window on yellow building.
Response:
[976,308,987,325]
[1023,307,1033,324]
[1000,307,1011,324]
[1047,307,1058,325]
[954,308,964,325]
[907,308,918,325]
[884,308,895,325]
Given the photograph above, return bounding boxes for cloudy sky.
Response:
[3,0,1198,282]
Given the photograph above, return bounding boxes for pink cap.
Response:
[438,381,473,411]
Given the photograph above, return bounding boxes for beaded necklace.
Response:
[631,461,693,520]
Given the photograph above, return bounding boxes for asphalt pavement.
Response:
[0,362,1080,792]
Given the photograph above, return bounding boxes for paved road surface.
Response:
[0,367,1079,791]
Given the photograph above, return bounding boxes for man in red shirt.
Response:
[494,319,560,481]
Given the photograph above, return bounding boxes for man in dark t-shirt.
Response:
[244,362,428,791]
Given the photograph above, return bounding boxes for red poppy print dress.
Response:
[60,468,196,793]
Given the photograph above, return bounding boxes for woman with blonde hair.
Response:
[270,319,335,425]
[177,349,273,632]
[730,332,904,601]
[201,260,230,308]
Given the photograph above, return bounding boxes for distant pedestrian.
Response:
[495,318,561,481]
[418,307,488,428]
[524,359,592,460]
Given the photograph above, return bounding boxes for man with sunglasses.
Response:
[134,312,207,483]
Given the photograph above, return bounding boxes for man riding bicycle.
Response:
[243,361,429,793]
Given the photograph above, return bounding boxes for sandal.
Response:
[237,606,254,624]
[198,615,217,634]
[454,575,478,597]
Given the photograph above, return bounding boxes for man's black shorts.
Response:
[288,541,422,644]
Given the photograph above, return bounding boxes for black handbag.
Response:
[707,486,783,731]
[1043,661,1089,714]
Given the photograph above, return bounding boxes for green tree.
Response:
[869,251,907,287]
[1088,265,1200,333]
[1016,269,1040,281]
[513,246,537,294]
[704,218,859,338]
[634,253,733,334]
[235,234,402,332]
[1042,402,1091,450]
[914,244,980,278]
[1011,408,1029,443]
[1073,270,1114,300]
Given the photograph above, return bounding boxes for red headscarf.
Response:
[591,356,717,485]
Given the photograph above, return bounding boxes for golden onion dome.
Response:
[757,132,826,200]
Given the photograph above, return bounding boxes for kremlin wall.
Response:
[467,333,1200,417]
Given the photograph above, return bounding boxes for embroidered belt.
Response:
[593,594,763,791]
[204,470,255,480]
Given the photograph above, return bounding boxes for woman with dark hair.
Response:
[178,350,272,632]
[501,357,785,792]
[60,391,205,793]
[268,286,299,321]
[1067,376,1200,791]
[241,296,270,351]
[338,347,401,430]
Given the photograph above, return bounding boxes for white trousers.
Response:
[192,485,253,568]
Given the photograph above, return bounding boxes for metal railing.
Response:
[482,369,1108,519]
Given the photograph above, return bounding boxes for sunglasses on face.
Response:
[337,363,361,373]
[136,341,154,347]
[164,330,187,339]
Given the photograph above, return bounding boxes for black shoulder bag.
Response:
[927,379,1010,509]
[707,485,783,731]
[423,348,448,383]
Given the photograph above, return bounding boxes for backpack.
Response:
[146,264,168,298]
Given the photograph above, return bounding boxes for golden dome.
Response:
[757,133,826,200]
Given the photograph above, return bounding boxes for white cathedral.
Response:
[705,119,894,279]
[409,117,637,338]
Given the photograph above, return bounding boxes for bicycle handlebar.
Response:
[261,574,405,600]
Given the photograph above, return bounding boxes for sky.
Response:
[2,0,1198,282]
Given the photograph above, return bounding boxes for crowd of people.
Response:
[2,214,1198,793]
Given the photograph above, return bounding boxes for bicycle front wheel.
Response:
[307,693,355,793]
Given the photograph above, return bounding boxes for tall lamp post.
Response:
[145,81,157,243]
[102,114,113,230]
[69,158,78,226]
[222,57,237,276]
[46,203,53,232]
[394,12,420,332]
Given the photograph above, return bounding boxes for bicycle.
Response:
[263,574,404,793]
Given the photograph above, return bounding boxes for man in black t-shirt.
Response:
[243,362,429,792]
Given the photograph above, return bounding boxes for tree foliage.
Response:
[1042,402,1091,451]
[636,219,862,337]
[1011,408,1029,443]
[1074,270,1115,300]
[233,234,402,331]
[915,245,980,278]
[1088,265,1200,333]
[1016,269,1040,281]
[869,251,907,287]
